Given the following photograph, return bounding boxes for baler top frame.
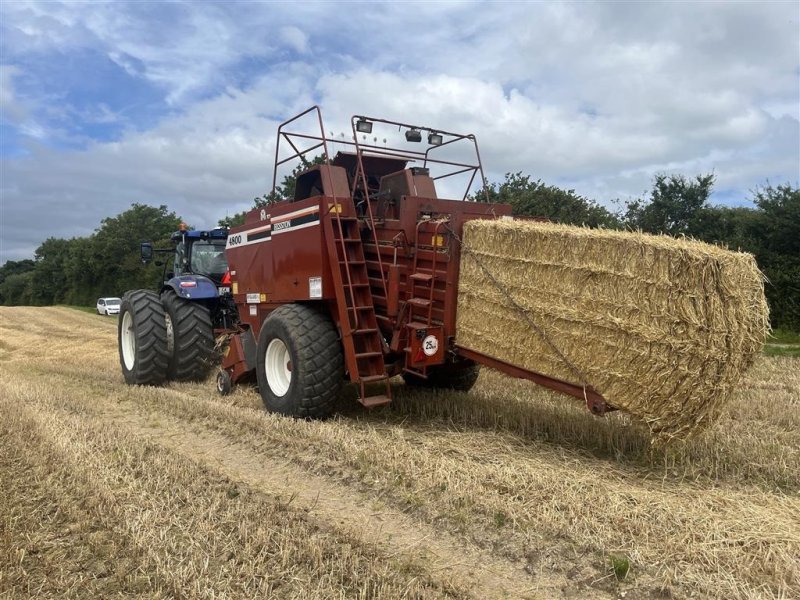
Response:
[271,105,491,205]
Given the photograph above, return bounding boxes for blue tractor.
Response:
[118,225,238,386]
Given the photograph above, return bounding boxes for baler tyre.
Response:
[256,304,344,419]
[118,290,169,386]
[402,359,481,392]
[160,291,216,382]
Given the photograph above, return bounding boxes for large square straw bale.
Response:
[456,219,769,439]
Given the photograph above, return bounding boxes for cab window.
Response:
[190,240,228,278]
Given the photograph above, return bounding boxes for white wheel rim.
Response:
[265,338,291,396]
[121,311,136,370]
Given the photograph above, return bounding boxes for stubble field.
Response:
[0,306,798,599]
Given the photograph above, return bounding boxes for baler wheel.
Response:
[160,291,216,382]
[118,289,169,385]
[256,304,344,418]
[403,360,481,392]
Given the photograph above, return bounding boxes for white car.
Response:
[97,297,121,316]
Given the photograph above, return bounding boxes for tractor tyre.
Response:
[256,304,344,419]
[402,359,481,392]
[161,291,216,382]
[118,290,169,386]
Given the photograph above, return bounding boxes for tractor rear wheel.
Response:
[118,290,169,385]
[256,304,344,418]
[161,291,216,382]
[402,359,481,392]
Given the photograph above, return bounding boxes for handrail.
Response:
[272,106,487,202]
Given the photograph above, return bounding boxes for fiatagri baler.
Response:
[219,106,610,417]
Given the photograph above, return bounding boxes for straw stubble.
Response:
[456,219,769,440]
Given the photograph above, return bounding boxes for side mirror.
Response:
[140,242,153,263]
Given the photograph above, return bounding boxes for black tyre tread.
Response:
[257,304,343,419]
[161,292,216,382]
[118,289,169,386]
[403,360,481,392]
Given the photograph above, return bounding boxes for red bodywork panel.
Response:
[225,174,512,358]
[227,197,333,339]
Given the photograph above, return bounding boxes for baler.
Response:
[219,106,609,417]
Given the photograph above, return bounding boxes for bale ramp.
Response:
[456,219,769,440]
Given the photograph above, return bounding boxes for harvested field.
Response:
[1,306,798,599]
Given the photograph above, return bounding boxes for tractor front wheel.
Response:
[118,290,169,385]
[161,291,216,382]
[256,304,343,418]
[216,369,232,396]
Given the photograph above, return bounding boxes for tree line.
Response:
[0,204,181,307]
[1,173,797,330]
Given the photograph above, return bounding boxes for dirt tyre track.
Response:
[118,290,169,385]
[256,303,344,418]
[161,291,215,382]
[404,359,481,391]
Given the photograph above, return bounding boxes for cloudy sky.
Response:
[1,0,798,263]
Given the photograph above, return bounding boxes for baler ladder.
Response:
[323,204,391,408]
[404,218,448,379]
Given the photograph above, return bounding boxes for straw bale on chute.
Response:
[456,219,769,439]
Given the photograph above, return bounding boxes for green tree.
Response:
[751,183,800,258]
[0,204,182,307]
[0,259,35,305]
[623,173,715,236]
[749,184,800,330]
[689,205,760,250]
[0,273,34,305]
[90,203,182,295]
[62,236,98,305]
[478,172,620,228]
[29,237,74,305]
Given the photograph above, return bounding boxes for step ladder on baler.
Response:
[323,202,391,408]
[404,218,449,379]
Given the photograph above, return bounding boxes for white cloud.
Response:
[1,0,798,263]
[0,66,26,123]
[280,26,309,55]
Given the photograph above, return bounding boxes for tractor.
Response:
[118,225,238,386]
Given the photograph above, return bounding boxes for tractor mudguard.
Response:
[165,275,220,300]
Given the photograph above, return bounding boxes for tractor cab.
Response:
[171,228,229,283]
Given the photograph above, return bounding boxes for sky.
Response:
[1,0,798,264]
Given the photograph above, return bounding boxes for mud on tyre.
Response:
[118,290,169,385]
[256,303,344,419]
